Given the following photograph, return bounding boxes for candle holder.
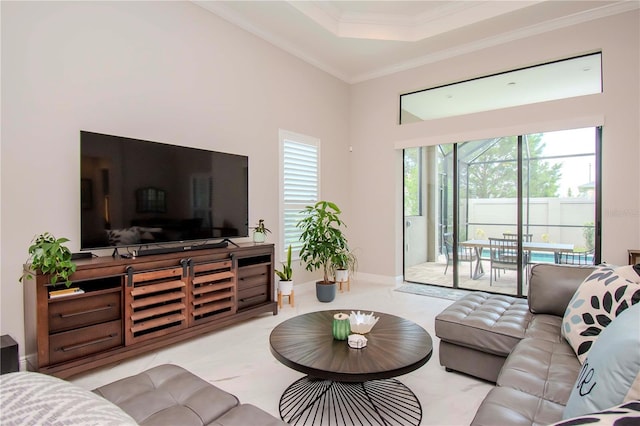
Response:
[332,313,351,340]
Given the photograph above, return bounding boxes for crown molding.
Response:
[193,1,639,85]
[192,0,351,82]
[288,1,540,42]
[350,1,640,83]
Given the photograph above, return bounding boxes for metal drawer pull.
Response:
[59,334,117,352]
[59,304,113,318]
[241,295,265,303]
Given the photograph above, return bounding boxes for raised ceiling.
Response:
[194,1,637,84]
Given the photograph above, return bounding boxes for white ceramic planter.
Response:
[334,269,349,282]
[278,280,293,296]
[253,231,266,243]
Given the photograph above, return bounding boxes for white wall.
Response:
[1,1,349,356]
[349,10,640,278]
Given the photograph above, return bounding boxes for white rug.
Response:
[395,283,472,301]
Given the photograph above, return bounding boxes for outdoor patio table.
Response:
[460,239,574,279]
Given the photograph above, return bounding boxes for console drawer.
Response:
[237,265,269,290]
[49,320,122,364]
[49,291,121,333]
[237,285,268,309]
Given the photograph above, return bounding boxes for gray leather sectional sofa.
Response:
[435,263,597,425]
[1,364,286,425]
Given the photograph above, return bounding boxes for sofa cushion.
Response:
[471,386,566,426]
[435,292,531,356]
[472,338,582,426]
[497,338,581,406]
[562,266,640,363]
[524,314,564,343]
[0,371,137,425]
[563,303,640,419]
[528,264,596,317]
[212,404,287,426]
[93,364,240,426]
[551,401,640,426]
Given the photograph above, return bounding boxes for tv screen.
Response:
[80,131,248,250]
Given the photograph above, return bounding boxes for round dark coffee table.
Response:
[269,310,433,425]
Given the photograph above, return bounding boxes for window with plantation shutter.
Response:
[279,130,320,260]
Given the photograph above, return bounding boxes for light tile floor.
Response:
[70,278,493,425]
[405,259,530,296]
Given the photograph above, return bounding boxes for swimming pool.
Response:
[480,249,592,264]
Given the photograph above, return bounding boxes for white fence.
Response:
[467,197,595,249]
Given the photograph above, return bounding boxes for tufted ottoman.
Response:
[93,364,286,425]
[435,292,532,382]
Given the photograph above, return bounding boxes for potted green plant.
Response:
[275,244,294,296]
[297,201,349,302]
[331,247,357,284]
[252,219,271,243]
[19,232,77,287]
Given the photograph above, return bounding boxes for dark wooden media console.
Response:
[23,243,277,379]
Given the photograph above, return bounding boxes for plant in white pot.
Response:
[275,244,294,296]
[297,201,349,303]
[252,219,271,243]
[331,247,357,284]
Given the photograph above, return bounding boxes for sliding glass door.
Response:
[404,127,600,296]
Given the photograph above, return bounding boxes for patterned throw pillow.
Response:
[0,371,137,425]
[563,303,640,419]
[552,401,640,426]
[562,266,640,363]
[616,264,640,284]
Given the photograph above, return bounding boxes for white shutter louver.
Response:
[280,134,319,257]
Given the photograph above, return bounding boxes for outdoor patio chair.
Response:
[488,237,528,285]
[443,233,478,278]
[501,233,532,270]
[558,249,595,265]
[502,232,533,241]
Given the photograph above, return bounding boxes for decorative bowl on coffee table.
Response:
[349,311,379,334]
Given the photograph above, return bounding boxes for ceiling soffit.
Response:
[193,1,639,84]
[287,1,542,42]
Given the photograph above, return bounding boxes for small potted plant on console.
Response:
[297,201,350,303]
[19,232,77,288]
[275,244,294,307]
[252,219,271,243]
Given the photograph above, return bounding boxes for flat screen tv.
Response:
[80,131,248,251]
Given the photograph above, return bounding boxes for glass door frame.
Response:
[403,127,602,296]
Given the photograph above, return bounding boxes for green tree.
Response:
[404,148,420,215]
[583,221,595,251]
[467,135,562,198]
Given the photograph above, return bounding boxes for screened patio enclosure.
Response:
[403,127,600,296]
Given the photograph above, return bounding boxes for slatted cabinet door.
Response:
[124,266,188,345]
[190,259,236,326]
[236,255,272,311]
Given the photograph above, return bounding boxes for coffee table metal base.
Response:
[279,376,422,426]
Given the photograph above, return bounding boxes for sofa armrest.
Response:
[528,264,596,316]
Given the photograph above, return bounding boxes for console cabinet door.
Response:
[237,253,273,311]
[124,266,188,346]
[189,259,236,326]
